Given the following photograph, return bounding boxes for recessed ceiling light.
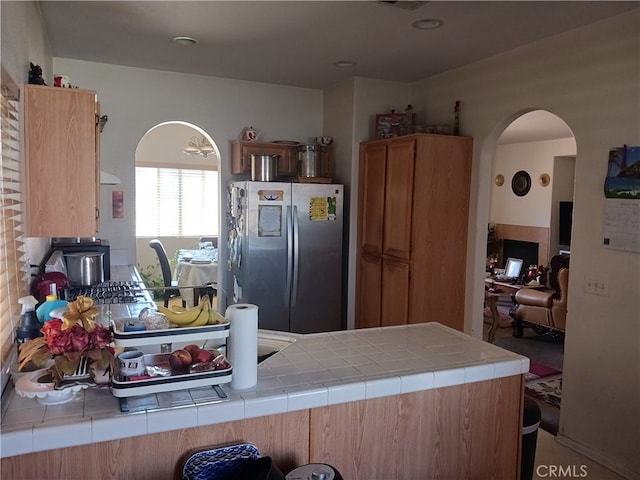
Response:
[412,18,443,30]
[333,60,356,68]
[172,36,198,46]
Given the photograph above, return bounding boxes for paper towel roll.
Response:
[226,303,258,390]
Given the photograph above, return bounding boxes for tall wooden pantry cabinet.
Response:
[355,134,473,331]
[24,85,100,237]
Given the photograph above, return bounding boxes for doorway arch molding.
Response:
[470,107,575,338]
[136,120,220,167]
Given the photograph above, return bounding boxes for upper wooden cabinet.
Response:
[356,134,473,332]
[231,140,336,179]
[24,85,100,237]
[231,141,297,176]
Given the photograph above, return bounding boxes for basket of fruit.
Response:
[111,296,229,347]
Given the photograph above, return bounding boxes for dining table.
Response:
[176,248,218,306]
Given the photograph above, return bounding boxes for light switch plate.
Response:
[584,273,610,296]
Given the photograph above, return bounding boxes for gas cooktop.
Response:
[68,281,153,305]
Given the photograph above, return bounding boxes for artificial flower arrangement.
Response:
[18,296,114,387]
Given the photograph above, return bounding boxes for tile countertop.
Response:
[1,321,529,458]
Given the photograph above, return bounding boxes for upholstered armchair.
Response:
[512,254,569,338]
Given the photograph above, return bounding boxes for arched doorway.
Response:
[133,121,220,294]
[483,109,575,435]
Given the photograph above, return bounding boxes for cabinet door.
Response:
[24,85,98,237]
[355,253,382,329]
[358,142,387,256]
[381,258,410,326]
[231,141,296,176]
[383,137,415,260]
[409,135,473,330]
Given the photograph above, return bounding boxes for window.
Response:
[1,76,27,388]
[135,166,218,237]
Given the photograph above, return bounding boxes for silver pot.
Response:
[251,154,279,181]
[65,252,104,286]
[297,144,320,177]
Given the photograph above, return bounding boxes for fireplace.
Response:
[502,239,539,270]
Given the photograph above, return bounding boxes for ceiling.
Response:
[36,0,635,141]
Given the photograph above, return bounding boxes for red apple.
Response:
[168,349,192,372]
[193,349,214,364]
[183,344,201,359]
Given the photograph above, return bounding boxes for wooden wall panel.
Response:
[309,376,523,480]
[1,410,309,480]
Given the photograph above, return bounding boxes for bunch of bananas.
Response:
[157,296,224,328]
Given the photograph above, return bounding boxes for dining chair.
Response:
[148,239,181,307]
[198,236,218,248]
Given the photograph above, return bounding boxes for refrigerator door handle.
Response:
[285,205,293,306]
[292,205,300,306]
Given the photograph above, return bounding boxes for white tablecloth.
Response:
[176,260,218,306]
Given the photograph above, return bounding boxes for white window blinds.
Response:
[0,82,27,379]
[135,166,218,237]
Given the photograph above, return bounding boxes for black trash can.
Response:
[521,397,542,480]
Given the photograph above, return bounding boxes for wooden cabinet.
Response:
[231,140,336,179]
[356,134,473,331]
[1,375,522,479]
[24,85,100,237]
[231,140,297,176]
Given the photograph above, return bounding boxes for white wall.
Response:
[324,77,411,329]
[0,1,53,269]
[52,58,323,273]
[409,11,639,477]
[551,155,577,255]
[490,138,576,228]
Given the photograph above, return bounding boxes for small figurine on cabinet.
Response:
[28,63,46,85]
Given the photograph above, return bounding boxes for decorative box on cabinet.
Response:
[24,85,100,237]
[355,133,473,331]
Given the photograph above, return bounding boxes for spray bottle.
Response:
[16,295,42,343]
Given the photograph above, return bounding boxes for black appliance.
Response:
[559,201,573,246]
[46,238,111,281]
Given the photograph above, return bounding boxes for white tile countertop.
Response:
[1,322,529,458]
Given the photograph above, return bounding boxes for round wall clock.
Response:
[511,170,531,197]
[494,174,504,186]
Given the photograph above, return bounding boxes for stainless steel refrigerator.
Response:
[227,181,344,333]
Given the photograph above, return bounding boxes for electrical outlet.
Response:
[584,273,610,296]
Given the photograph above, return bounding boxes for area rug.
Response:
[525,375,562,409]
[525,360,561,382]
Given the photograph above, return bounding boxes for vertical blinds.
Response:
[0,85,27,376]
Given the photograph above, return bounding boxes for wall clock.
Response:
[511,170,531,197]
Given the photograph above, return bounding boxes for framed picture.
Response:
[375,112,415,139]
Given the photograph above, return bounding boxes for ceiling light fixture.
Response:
[333,60,356,68]
[172,36,198,46]
[412,18,443,30]
[184,136,215,158]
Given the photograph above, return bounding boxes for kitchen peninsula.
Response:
[2,323,527,479]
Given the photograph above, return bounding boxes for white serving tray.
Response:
[111,319,230,347]
[110,352,232,398]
